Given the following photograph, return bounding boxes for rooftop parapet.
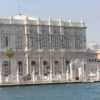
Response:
[0,15,86,28]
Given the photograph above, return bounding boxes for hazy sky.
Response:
[0,0,100,43]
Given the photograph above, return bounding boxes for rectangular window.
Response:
[0,32,10,49]
[29,25,37,34]
[2,61,11,76]
[51,26,60,34]
[5,36,8,47]
[15,33,22,49]
[40,25,49,34]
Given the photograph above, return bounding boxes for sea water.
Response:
[0,83,100,100]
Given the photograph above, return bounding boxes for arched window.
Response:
[31,61,36,66]
[66,60,70,65]
[2,61,10,76]
[43,61,48,66]
[54,60,59,65]
[18,61,23,76]
[54,60,61,75]
[31,61,36,73]
[43,61,50,76]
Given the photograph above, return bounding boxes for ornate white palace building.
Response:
[0,15,99,84]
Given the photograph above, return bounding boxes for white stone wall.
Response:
[0,16,89,83]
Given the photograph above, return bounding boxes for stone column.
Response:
[41,58,44,80]
[16,69,20,83]
[49,49,53,81]
[83,61,86,82]
[0,62,2,83]
[82,61,85,81]
[38,50,41,80]
[59,18,64,35]
[32,68,35,82]
[48,17,53,81]
[69,60,73,81]
[37,18,42,80]
[78,67,82,81]
[96,64,100,81]
[66,70,69,81]
[24,17,29,75]
[60,49,65,80]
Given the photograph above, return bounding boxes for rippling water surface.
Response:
[0,83,100,100]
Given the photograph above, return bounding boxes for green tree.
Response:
[5,48,14,75]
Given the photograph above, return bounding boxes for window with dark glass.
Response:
[18,61,23,76]
[43,61,48,66]
[2,61,10,76]
[5,36,8,47]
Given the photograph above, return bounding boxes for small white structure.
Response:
[88,72,97,82]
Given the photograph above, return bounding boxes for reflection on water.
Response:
[0,83,100,100]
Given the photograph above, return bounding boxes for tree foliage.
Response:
[5,48,14,59]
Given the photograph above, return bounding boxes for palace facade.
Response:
[0,15,96,84]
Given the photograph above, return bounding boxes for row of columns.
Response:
[0,59,100,83]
